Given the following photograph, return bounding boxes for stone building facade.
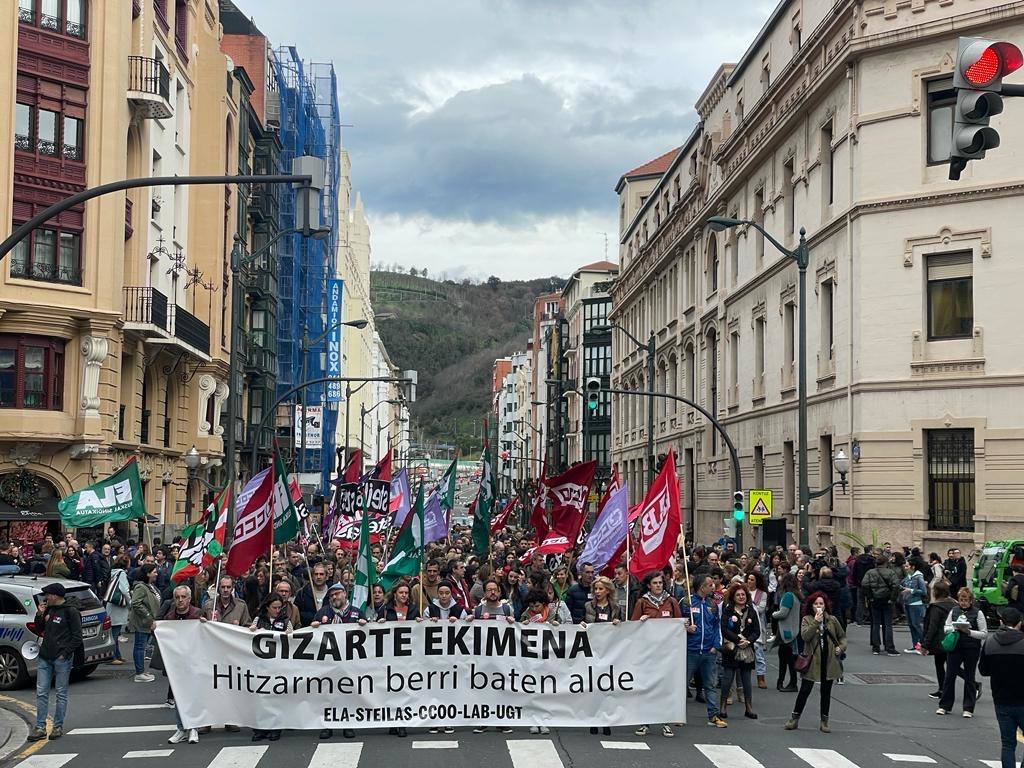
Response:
[610,0,1024,553]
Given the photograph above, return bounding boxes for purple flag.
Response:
[577,484,629,573]
[390,469,411,529]
[422,489,450,544]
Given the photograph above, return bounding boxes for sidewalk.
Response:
[0,698,29,764]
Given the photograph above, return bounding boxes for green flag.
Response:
[472,447,495,555]
[352,500,377,613]
[272,442,299,545]
[58,458,146,529]
[438,457,458,512]
[379,482,424,592]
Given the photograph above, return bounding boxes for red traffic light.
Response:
[962,41,1023,87]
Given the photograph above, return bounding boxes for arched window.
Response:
[706,234,719,296]
[668,354,678,414]
[684,343,696,402]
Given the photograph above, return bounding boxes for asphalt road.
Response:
[0,624,1015,768]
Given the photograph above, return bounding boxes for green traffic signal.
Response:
[587,398,599,411]
[733,507,745,522]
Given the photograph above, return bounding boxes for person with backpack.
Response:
[937,587,988,718]
[860,553,900,656]
[104,555,131,666]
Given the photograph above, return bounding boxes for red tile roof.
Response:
[576,260,619,273]
[622,146,681,179]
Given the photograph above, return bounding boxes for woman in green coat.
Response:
[128,564,161,682]
[785,591,847,733]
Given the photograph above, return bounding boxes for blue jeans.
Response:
[111,625,122,660]
[133,631,150,675]
[905,603,925,647]
[687,649,720,719]
[35,656,73,729]
[753,641,766,676]
[995,704,1024,768]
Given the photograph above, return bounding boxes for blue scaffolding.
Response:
[272,48,341,494]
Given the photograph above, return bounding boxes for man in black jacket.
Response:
[566,562,595,623]
[852,550,877,625]
[978,607,1024,768]
[27,584,82,742]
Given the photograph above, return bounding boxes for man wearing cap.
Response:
[310,583,364,740]
[28,584,82,741]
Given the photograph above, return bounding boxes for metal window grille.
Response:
[927,429,975,532]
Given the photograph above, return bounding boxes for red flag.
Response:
[490,497,518,535]
[226,468,274,577]
[547,460,597,542]
[373,449,393,482]
[628,449,681,578]
[342,450,363,484]
[529,463,548,542]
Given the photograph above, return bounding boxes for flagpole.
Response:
[212,558,223,621]
[625,522,631,619]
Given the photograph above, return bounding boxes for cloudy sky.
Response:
[243,1,777,280]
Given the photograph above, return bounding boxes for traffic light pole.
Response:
[603,386,743,552]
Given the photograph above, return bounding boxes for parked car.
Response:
[972,540,1024,620]
[0,575,115,690]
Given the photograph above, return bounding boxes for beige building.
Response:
[611,0,1024,553]
[0,0,240,539]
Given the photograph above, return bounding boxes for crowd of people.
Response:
[14,525,1024,765]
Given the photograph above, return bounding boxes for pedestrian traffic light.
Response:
[949,37,1023,180]
[585,377,601,412]
[733,490,745,522]
[723,516,737,538]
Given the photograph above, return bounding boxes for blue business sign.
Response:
[326,279,344,403]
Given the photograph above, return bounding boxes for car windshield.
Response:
[976,552,1003,587]
[64,586,102,611]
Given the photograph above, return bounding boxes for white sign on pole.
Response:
[155,619,686,729]
[295,405,323,450]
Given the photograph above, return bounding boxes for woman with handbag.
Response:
[720,583,760,720]
[745,571,770,689]
[771,572,802,691]
[104,556,131,665]
[937,587,988,718]
[784,591,847,733]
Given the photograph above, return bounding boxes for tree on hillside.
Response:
[487,275,501,290]
[410,267,419,277]
[421,268,428,279]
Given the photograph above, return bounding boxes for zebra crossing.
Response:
[6,742,1008,768]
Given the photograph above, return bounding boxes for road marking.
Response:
[125,751,175,759]
[412,741,459,749]
[308,743,362,768]
[0,693,50,760]
[507,739,564,768]
[207,746,268,768]
[11,756,77,768]
[980,762,1001,768]
[697,744,767,767]
[791,748,861,768]
[601,741,650,751]
[67,725,177,735]
[884,757,936,764]
[110,704,171,710]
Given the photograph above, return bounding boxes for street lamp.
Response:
[297,317,370,483]
[707,214,823,547]
[592,323,656,485]
[361,399,401,464]
[810,448,852,499]
[183,445,202,525]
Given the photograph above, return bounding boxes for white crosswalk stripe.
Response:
[507,739,564,768]
[696,744,767,768]
[599,741,649,750]
[308,743,362,768]
[123,751,175,759]
[411,741,459,749]
[791,748,862,768]
[979,762,1001,768]
[67,725,176,736]
[206,746,267,768]
[883,756,936,764]
[12,757,77,768]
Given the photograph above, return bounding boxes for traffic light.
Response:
[949,37,1023,180]
[732,490,745,523]
[585,377,601,412]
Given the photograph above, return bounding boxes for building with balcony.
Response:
[609,0,1024,551]
[529,291,564,472]
[0,0,234,539]
[562,261,618,486]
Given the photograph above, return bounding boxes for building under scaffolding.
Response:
[272,49,341,496]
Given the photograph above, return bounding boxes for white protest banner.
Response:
[155,619,686,729]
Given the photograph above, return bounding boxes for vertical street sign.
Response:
[748,489,773,526]
[326,278,344,402]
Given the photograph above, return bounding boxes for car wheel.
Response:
[0,649,28,690]
[71,664,98,682]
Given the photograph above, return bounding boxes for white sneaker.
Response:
[529,726,539,734]
[168,729,187,744]
[134,673,155,683]
[962,711,973,719]
[539,726,550,735]
[936,708,947,715]
[188,729,199,743]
